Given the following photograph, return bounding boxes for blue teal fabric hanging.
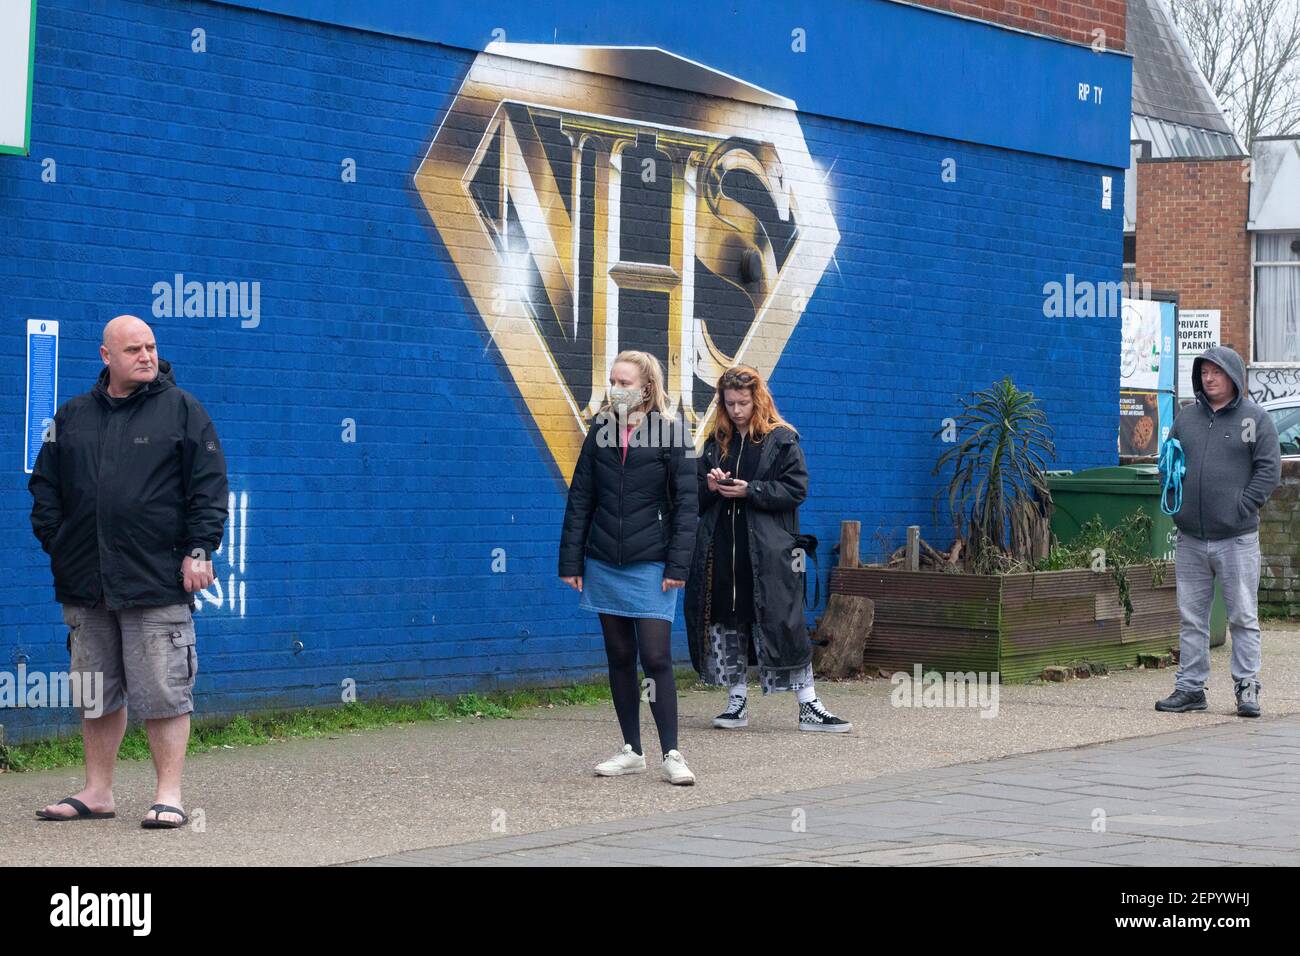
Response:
[1159,438,1185,516]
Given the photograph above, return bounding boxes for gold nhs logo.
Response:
[415,44,839,482]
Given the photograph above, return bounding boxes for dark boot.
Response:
[1234,680,1261,718]
[1155,688,1207,712]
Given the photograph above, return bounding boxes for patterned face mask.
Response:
[608,386,643,413]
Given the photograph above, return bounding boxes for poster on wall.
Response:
[1119,298,1177,458]
[1119,390,1160,457]
[1120,298,1163,391]
[1178,309,1220,402]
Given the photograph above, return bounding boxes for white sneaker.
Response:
[594,744,646,776]
[661,750,696,786]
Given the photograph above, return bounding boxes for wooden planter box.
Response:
[830,563,1178,683]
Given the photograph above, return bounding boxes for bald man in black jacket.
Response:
[29,315,228,828]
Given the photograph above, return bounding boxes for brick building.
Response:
[1125,0,1249,374]
[0,0,1132,740]
[1122,0,1299,615]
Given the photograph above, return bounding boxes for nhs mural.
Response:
[414,44,840,482]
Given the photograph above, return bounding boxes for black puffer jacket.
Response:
[29,360,229,610]
[558,410,699,581]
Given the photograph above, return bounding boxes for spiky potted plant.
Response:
[827,377,1179,682]
[934,376,1056,572]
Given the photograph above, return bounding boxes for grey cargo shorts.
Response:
[62,603,198,720]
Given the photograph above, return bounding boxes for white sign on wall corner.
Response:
[24,318,57,474]
[1101,175,1113,210]
[0,0,38,157]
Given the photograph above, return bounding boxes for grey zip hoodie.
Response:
[1166,345,1281,540]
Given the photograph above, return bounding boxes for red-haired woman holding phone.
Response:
[685,365,850,733]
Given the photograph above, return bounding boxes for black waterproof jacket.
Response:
[684,426,812,679]
[29,360,229,609]
[558,410,698,582]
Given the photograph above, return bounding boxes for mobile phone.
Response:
[717,477,737,486]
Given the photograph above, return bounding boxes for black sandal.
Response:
[35,797,116,822]
[141,804,189,829]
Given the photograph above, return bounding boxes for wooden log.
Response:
[906,526,920,571]
[839,520,861,569]
[812,592,875,679]
[921,540,946,565]
[889,536,949,569]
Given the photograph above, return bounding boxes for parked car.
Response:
[1262,397,1300,459]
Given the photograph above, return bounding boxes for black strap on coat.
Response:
[795,533,820,611]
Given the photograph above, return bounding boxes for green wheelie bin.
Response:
[1046,465,1227,647]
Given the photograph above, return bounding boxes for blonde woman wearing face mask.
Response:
[558,351,700,785]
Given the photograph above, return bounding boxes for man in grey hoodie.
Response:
[1156,346,1280,717]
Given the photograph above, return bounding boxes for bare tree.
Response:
[1169,0,1300,147]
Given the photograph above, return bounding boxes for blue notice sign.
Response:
[1157,301,1178,395]
[25,319,59,473]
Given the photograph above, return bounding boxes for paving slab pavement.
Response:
[2,626,1297,866]
[354,716,1300,867]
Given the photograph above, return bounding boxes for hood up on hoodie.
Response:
[1191,345,1247,410]
[1169,344,1281,540]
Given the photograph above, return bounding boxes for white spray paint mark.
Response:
[195,489,249,618]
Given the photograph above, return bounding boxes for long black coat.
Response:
[28,360,229,610]
[685,425,812,678]
[558,411,698,581]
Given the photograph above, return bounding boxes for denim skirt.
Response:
[578,557,678,622]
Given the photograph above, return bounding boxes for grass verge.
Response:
[0,669,703,773]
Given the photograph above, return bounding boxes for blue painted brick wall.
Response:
[0,0,1124,741]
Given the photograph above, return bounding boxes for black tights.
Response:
[599,614,678,757]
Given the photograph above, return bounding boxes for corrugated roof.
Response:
[1131,114,1242,160]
